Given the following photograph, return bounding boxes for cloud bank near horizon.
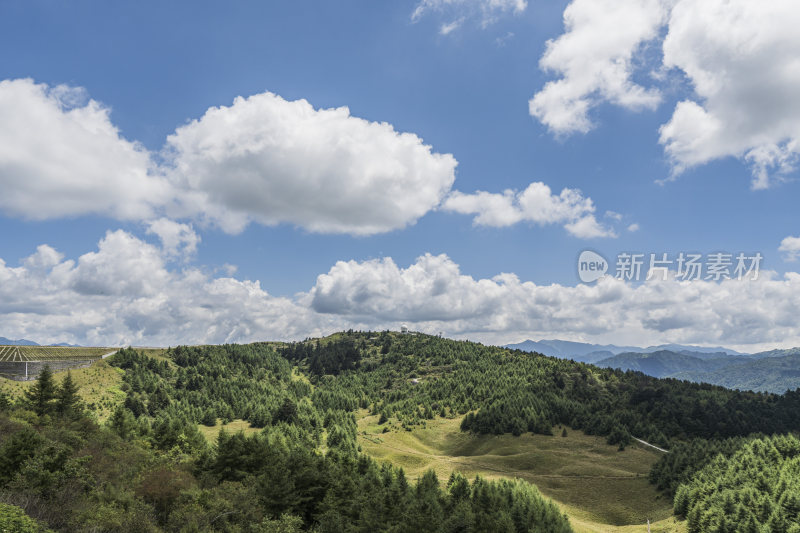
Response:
[2,232,800,352]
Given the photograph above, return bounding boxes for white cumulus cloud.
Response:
[529,0,668,135]
[0,78,172,220]
[660,0,800,188]
[0,231,344,347]
[0,79,627,240]
[0,79,458,237]
[310,253,800,351]
[146,218,200,259]
[533,0,800,187]
[442,181,617,238]
[311,254,506,321]
[164,91,458,235]
[779,236,800,262]
[2,242,800,351]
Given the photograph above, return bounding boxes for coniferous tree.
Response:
[109,405,138,440]
[0,389,9,411]
[56,371,81,416]
[201,408,217,426]
[24,365,56,416]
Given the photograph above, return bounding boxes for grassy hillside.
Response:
[0,358,125,421]
[197,418,261,442]
[357,412,684,533]
[1,343,575,532]
[4,334,798,531]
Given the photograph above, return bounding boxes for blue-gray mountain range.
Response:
[0,337,80,347]
[505,339,747,363]
[506,339,800,394]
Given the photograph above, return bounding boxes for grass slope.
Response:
[357,413,685,533]
[0,358,125,421]
[197,418,262,442]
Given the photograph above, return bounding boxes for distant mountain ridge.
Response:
[591,348,800,394]
[0,336,81,347]
[505,338,746,363]
[670,352,800,393]
[504,339,800,393]
[0,336,39,346]
[595,350,741,376]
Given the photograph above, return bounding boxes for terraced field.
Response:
[0,345,112,361]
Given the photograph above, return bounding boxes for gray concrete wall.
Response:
[0,359,98,381]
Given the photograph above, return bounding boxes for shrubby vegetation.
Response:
[281,332,800,528]
[649,436,759,496]
[0,340,571,532]
[3,330,800,531]
[0,502,53,532]
[282,332,800,448]
[673,434,800,532]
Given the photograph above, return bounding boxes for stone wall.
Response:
[0,359,98,381]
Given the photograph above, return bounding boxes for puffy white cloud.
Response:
[660,0,800,188]
[0,78,172,220]
[310,253,800,351]
[534,0,800,186]
[146,218,200,259]
[0,79,457,237]
[0,78,630,242]
[412,0,527,29]
[779,236,800,262]
[70,230,171,297]
[442,181,616,238]
[23,245,64,271]
[311,254,506,321]
[164,91,458,235]
[0,231,346,347]
[529,0,667,135]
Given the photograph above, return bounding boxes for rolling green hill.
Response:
[2,332,799,532]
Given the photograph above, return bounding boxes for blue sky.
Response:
[1,0,800,350]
